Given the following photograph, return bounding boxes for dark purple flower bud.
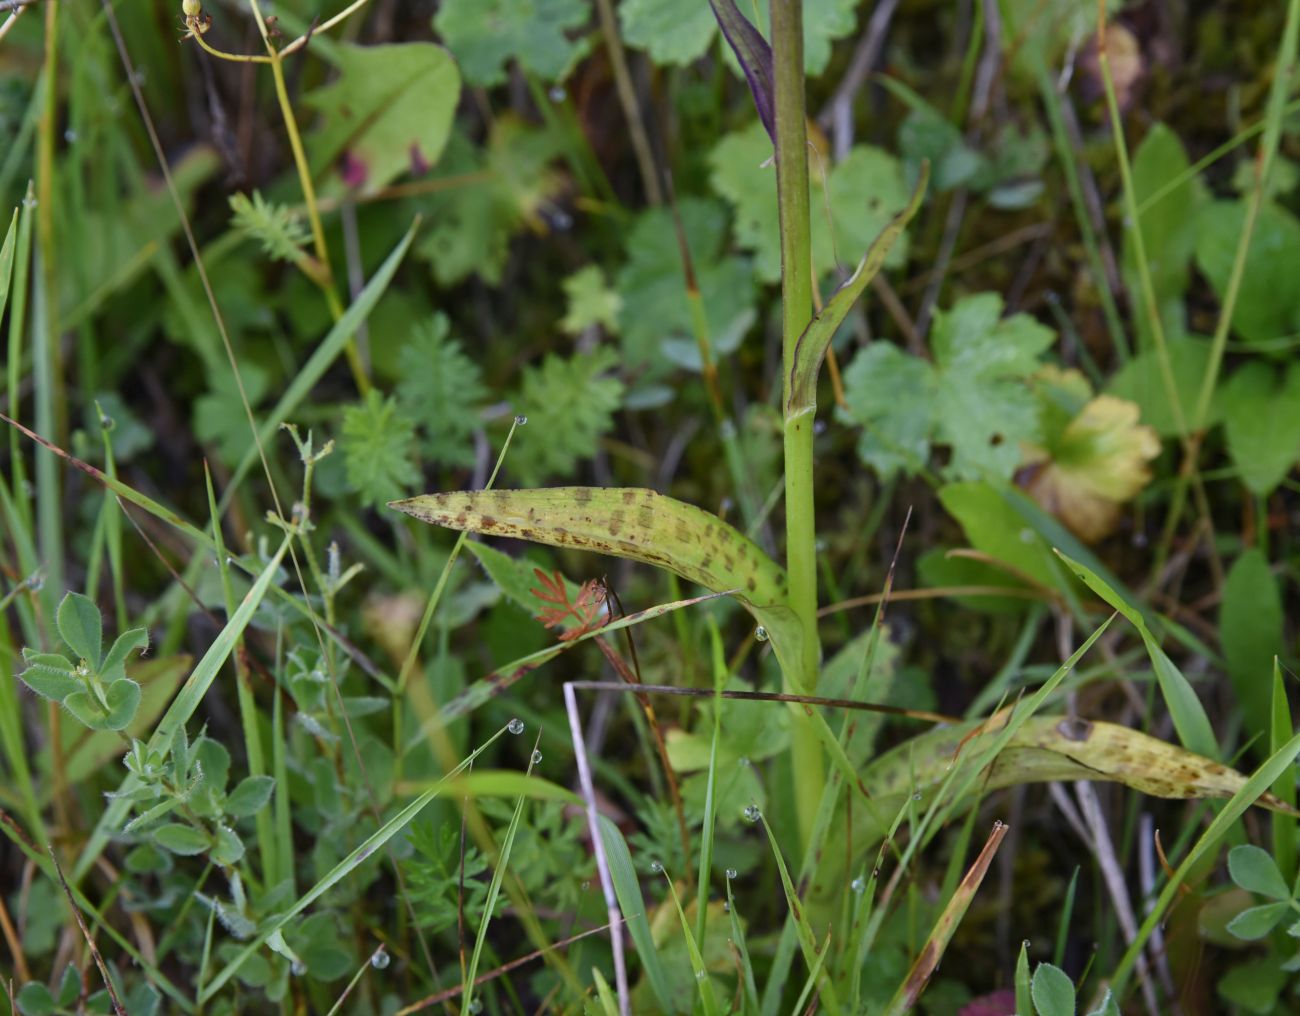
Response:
[708,0,775,141]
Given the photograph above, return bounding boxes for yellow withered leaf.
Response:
[390,486,806,677]
[1020,368,1160,542]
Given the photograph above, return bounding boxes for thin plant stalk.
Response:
[770,0,826,851]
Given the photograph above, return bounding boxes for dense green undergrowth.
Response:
[2,1,1300,1013]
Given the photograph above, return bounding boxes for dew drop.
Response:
[813,419,828,435]
[695,969,707,981]
[739,757,751,767]
[468,999,484,1014]
[290,960,306,976]
[725,868,737,880]
[753,626,769,642]
[549,85,567,102]
[722,901,730,912]
[507,718,525,735]
[649,860,663,874]
[64,128,78,144]
[742,804,761,823]
[581,880,591,891]
[912,792,922,801]
[851,877,866,894]
[531,750,543,765]
[514,415,528,427]
[370,948,390,970]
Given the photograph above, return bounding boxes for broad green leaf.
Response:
[1107,333,1216,438]
[62,691,106,729]
[938,481,1059,590]
[18,651,79,701]
[1217,957,1288,1014]
[560,265,622,336]
[840,343,936,478]
[843,293,1056,481]
[153,823,210,856]
[622,0,719,66]
[616,199,756,379]
[101,627,149,683]
[1218,361,1300,494]
[434,0,589,86]
[415,121,566,286]
[509,349,624,485]
[1126,124,1205,323]
[897,106,984,192]
[1195,200,1300,344]
[625,0,854,75]
[340,390,420,508]
[1221,549,1285,743]
[1226,902,1289,940]
[16,982,56,1016]
[710,121,910,283]
[225,775,276,819]
[1030,963,1076,1016]
[1228,844,1291,899]
[57,591,102,665]
[102,679,142,731]
[305,42,460,194]
[788,163,928,416]
[931,293,1057,478]
[211,825,245,866]
[390,486,806,682]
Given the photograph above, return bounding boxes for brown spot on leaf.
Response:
[1057,717,1093,742]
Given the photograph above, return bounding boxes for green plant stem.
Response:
[242,0,370,396]
[770,0,824,851]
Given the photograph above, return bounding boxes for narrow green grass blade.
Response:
[789,928,832,1016]
[1015,941,1032,1015]
[1054,867,1081,968]
[659,867,720,1016]
[694,621,727,951]
[1055,551,1217,758]
[1270,660,1296,885]
[757,813,841,1015]
[462,746,537,1015]
[205,463,276,887]
[1108,726,1300,1000]
[0,209,16,323]
[724,876,760,1014]
[225,219,418,497]
[73,534,292,881]
[591,967,620,1016]
[597,816,674,1013]
[201,725,509,1001]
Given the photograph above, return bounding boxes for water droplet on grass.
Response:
[649,860,663,873]
[370,948,390,970]
[725,868,737,880]
[753,626,769,642]
[290,960,306,976]
[742,804,761,823]
[851,877,866,894]
[514,415,528,427]
[531,750,543,765]
[507,718,525,735]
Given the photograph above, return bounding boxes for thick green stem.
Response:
[771,0,824,849]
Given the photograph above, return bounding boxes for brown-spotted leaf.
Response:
[390,486,803,672]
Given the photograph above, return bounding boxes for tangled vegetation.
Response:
[2,0,1300,1014]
